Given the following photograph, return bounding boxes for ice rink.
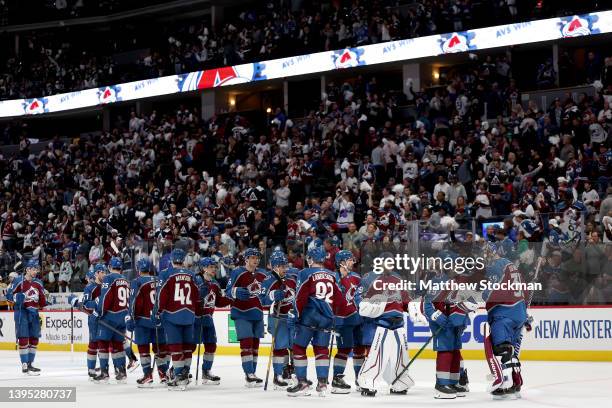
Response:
[0,351,610,408]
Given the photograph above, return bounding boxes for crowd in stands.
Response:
[0,0,607,100]
[1,44,611,305]
[0,1,170,25]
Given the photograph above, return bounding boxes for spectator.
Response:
[0,274,8,310]
[275,178,291,208]
[88,237,104,264]
[58,249,73,293]
[72,249,89,291]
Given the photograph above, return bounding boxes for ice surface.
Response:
[0,351,610,408]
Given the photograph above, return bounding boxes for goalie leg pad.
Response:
[484,331,504,392]
[388,327,414,392]
[492,343,514,391]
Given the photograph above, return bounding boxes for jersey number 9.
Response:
[117,286,129,307]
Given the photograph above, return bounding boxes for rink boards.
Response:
[0,306,609,362]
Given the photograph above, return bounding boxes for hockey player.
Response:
[225,247,268,387]
[287,246,345,397]
[6,259,46,375]
[482,243,527,400]
[126,258,168,387]
[194,257,232,385]
[330,250,363,394]
[261,250,297,389]
[69,264,106,380]
[94,257,130,383]
[422,253,475,399]
[357,256,414,397]
[153,249,199,390]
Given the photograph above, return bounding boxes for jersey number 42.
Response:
[174,282,193,305]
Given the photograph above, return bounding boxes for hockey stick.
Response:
[264,301,283,391]
[78,305,135,343]
[270,315,339,335]
[152,269,162,376]
[391,326,443,386]
[195,321,203,382]
[70,305,75,360]
[264,270,286,391]
[326,323,336,383]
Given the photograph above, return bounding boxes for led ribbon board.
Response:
[1,11,610,118]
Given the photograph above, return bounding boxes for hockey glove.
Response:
[430,310,449,327]
[125,315,135,332]
[68,294,80,308]
[235,287,251,300]
[525,315,534,332]
[408,301,428,324]
[287,309,296,329]
[271,289,284,302]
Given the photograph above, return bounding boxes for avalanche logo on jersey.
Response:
[23,98,47,115]
[24,287,40,302]
[97,86,119,104]
[332,47,365,69]
[559,14,599,38]
[345,283,357,305]
[282,287,296,305]
[247,281,263,296]
[203,291,216,309]
[438,32,476,54]
[178,63,267,91]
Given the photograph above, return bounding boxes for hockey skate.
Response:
[315,379,328,397]
[245,373,263,388]
[287,379,312,397]
[459,368,470,392]
[360,387,377,397]
[390,389,408,395]
[201,371,221,385]
[282,363,295,379]
[127,357,140,373]
[331,375,351,394]
[22,363,40,376]
[27,363,41,374]
[136,373,154,388]
[158,369,169,384]
[273,375,289,390]
[167,372,188,391]
[452,383,468,397]
[282,364,297,385]
[434,384,457,399]
[115,367,127,384]
[355,380,362,392]
[93,368,110,384]
[88,369,97,381]
[492,387,519,400]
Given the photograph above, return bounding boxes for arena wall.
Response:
[0,306,609,361]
